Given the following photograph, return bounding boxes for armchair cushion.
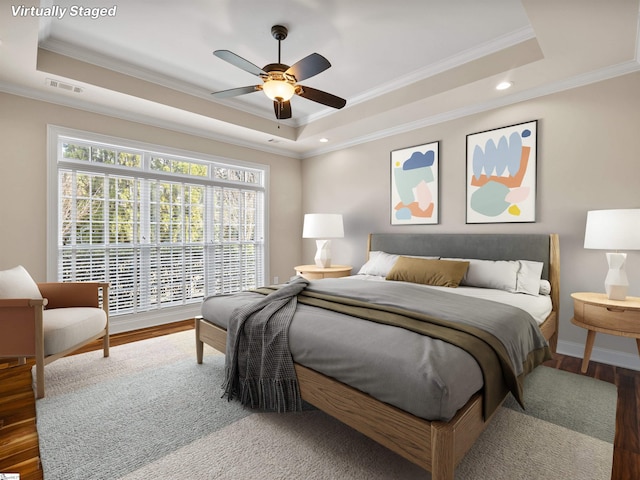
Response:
[0,265,42,299]
[43,307,107,357]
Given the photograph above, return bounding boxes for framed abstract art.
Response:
[391,141,439,225]
[466,120,537,223]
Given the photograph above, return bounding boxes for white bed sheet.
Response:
[350,274,552,325]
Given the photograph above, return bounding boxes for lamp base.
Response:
[314,239,332,268]
[605,252,629,300]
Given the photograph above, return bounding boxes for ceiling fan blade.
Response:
[285,53,331,81]
[296,86,346,109]
[274,100,292,119]
[211,85,261,98]
[213,50,266,76]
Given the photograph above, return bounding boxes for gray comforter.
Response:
[201,277,550,421]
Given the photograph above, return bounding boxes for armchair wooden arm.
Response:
[0,298,47,308]
[37,282,109,309]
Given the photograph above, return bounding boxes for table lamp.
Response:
[302,214,344,268]
[584,209,640,300]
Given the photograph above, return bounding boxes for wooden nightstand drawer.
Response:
[579,302,640,334]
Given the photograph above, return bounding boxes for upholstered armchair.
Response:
[0,266,109,398]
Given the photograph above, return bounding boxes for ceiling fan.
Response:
[211,25,347,120]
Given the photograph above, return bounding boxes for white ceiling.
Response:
[1,0,639,158]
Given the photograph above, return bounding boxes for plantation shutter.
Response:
[53,130,266,320]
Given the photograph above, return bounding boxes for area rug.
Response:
[35,330,616,480]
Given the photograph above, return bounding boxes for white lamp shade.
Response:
[302,214,344,239]
[584,209,640,250]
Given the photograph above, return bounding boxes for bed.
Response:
[196,233,559,480]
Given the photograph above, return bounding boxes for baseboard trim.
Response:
[109,305,201,334]
[557,340,640,371]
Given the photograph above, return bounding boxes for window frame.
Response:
[47,125,269,333]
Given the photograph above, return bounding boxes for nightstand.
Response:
[571,292,640,373]
[294,265,352,280]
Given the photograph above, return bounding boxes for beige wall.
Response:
[302,72,640,369]
[0,92,302,287]
[3,71,639,368]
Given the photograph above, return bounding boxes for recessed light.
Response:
[496,81,513,91]
[319,138,329,143]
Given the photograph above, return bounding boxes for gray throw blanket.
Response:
[222,276,309,412]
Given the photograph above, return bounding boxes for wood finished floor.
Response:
[1,320,638,480]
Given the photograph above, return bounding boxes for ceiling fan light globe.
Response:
[263,80,295,101]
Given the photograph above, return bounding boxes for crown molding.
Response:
[3,56,638,161]
[351,26,535,107]
[301,59,640,159]
[298,26,536,126]
[0,80,301,159]
[40,26,535,130]
[38,39,298,128]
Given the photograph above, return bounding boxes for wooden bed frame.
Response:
[196,233,559,480]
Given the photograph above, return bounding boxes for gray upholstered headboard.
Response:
[367,233,560,350]
[368,233,554,281]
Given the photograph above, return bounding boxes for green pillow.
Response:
[386,257,470,288]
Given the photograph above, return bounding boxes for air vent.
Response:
[46,78,83,94]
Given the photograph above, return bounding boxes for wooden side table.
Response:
[571,292,640,373]
[294,265,352,280]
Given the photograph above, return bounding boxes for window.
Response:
[48,127,267,327]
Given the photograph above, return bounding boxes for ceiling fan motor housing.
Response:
[271,25,288,41]
[262,64,295,81]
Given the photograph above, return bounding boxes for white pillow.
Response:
[442,258,545,296]
[0,265,42,299]
[539,279,551,296]
[358,251,401,277]
[444,258,519,292]
[515,260,544,296]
